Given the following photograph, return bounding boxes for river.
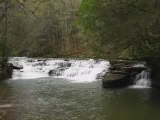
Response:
[0,57,160,120]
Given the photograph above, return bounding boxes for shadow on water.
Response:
[0,80,15,120]
[0,78,160,120]
[101,88,160,120]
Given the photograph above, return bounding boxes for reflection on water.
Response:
[0,78,160,120]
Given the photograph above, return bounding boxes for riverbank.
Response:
[0,64,13,81]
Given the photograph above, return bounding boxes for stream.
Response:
[0,57,160,120]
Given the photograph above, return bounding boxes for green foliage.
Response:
[2,0,160,59]
[79,0,160,59]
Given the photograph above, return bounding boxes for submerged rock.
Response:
[27,59,35,62]
[48,67,67,76]
[58,62,71,68]
[97,70,108,79]
[37,59,47,62]
[48,61,72,76]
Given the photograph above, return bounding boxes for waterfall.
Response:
[9,57,110,83]
[131,70,151,88]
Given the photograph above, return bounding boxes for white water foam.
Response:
[9,57,110,83]
[131,70,151,88]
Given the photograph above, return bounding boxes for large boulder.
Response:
[10,63,23,70]
[102,73,130,88]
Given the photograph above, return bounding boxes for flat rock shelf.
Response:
[102,60,149,88]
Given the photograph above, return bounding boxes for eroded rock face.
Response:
[102,60,147,88]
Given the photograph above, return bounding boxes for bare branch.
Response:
[15,0,42,21]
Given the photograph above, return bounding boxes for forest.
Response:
[0,0,160,65]
[0,0,88,59]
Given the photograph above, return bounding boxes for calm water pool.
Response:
[0,78,160,120]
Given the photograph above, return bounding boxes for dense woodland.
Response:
[0,0,90,60]
[0,0,160,66]
[79,0,160,59]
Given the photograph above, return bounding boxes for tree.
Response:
[7,0,83,58]
[0,0,11,68]
[79,0,160,59]
[0,0,45,58]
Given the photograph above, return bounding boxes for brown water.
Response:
[0,78,160,120]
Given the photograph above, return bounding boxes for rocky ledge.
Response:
[0,64,13,80]
[0,63,23,81]
[102,60,147,88]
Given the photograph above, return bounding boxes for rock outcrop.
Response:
[0,64,13,80]
[10,63,23,70]
[102,60,147,88]
[0,62,24,80]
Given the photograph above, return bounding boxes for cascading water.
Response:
[9,57,110,83]
[132,70,151,88]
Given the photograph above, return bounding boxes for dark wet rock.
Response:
[110,60,147,71]
[38,62,46,66]
[58,62,71,68]
[33,61,46,66]
[48,69,57,76]
[10,63,23,70]
[110,60,146,66]
[111,71,128,75]
[97,70,108,79]
[27,59,35,62]
[37,59,47,62]
[102,60,147,88]
[145,57,160,88]
[48,62,71,76]
[48,67,68,76]
[102,74,130,88]
[121,66,147,73]
[64,59,69,62]
[0,64,13,80]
